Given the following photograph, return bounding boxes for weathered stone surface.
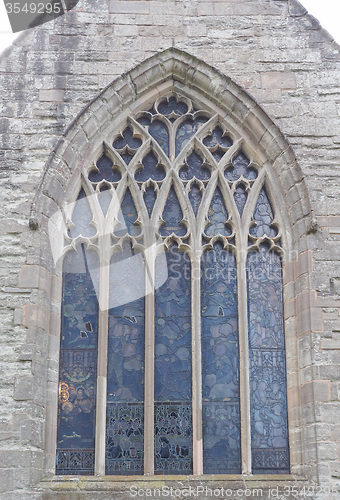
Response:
[0,0,339,498]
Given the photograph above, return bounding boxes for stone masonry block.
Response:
[296,290,317,312]
[38,90,64,102]
[297,306,323,336]
[301,381,330,405]
[282,261,295,285]
[13,376,34,401]
[109,1,149,14]
[296,250,313,277]
[261,71,297,89]
[23,304,49,331]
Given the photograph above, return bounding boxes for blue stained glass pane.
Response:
[135,151,165,182]
[143,186,157,217]
[113,127,142,150]
[154,403,193,475]
[60,248,99,350]
[175,117,208,156]
[57,248,99,475]
[202,403,241,474]
[158,96,188,117]
[250,188,278,239]
[106,245,145,474]
[179,151,211,181]
[247,247,290,474]
[98,185,111,216]
[160,187,186,237]
[234,185,248,216]
[203,126,233,149]
[201,245,241,474]
[205,187,232,237]
[203,126,233,162]
[225,152,257,181]
[189,184,202,216]
[149,120,169,157]
[89,154,121,183]
[106,403,144,475]
[68,189,96,239]
[155,247,192,474]
[115,189,141,237]
[155,248,191,400]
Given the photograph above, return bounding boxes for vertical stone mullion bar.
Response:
[237,241,252,475]
[192,254,203,475]
[94,237,109,476]
[144,244,155,474]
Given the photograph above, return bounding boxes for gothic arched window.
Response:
[55,92,290,476]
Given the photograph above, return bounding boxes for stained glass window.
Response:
[57,90,290,477]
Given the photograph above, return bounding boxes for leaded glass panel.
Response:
[225,152,257,182]
[205,188,232,237]
[154,247,192,474]
[106,247,145,474]
[57,89,291,477]
[250,188,278,239]
[247,246,290,474]
[201,244,241,474]
[160,187,186,237]
[56,247,99,475]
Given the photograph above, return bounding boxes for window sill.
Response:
[38,473,308,496]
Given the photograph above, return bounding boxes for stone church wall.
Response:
[0,0,339,498]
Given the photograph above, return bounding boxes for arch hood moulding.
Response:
[33,48,313,252]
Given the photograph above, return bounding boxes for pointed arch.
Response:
[26,48,315,480]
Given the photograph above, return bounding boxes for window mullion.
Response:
[144,246,155,475]
[94,238,110,475]
[237,240,252,475]
[192,255,203,475]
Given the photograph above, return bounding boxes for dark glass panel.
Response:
[179,151,211,181]
[203,126,233,162]
[225,152,257,182]
[56,450,95,476]
[106,403,144,475]
[203,126,233,149]
[158,96,188,117]
[113,127,142,150]
[155,247,192,474]
[160,187,186,237]
[106,247,145,474]
[98,185,111,216]
[107,302,144,403]
[249,188,278,239]
[143,186,157,217]
[205,187,232,237]
[88,154,121,183]
[68,189,96,239]
[188,183,202,216]
[234,185,248,216]
[135,151,165,182]
[56,248,99,475]
[201,244,241,474]
[155,248,191,399]
[115,189,141,237]
[175,117,208,156]
[60,248,99,350]
[247,247,290,474]
[202,403,241,474]
[154,403,193,475]
[149,120,170,157]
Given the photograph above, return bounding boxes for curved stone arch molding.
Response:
[31,48,312,259]
[25,48,313,479]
